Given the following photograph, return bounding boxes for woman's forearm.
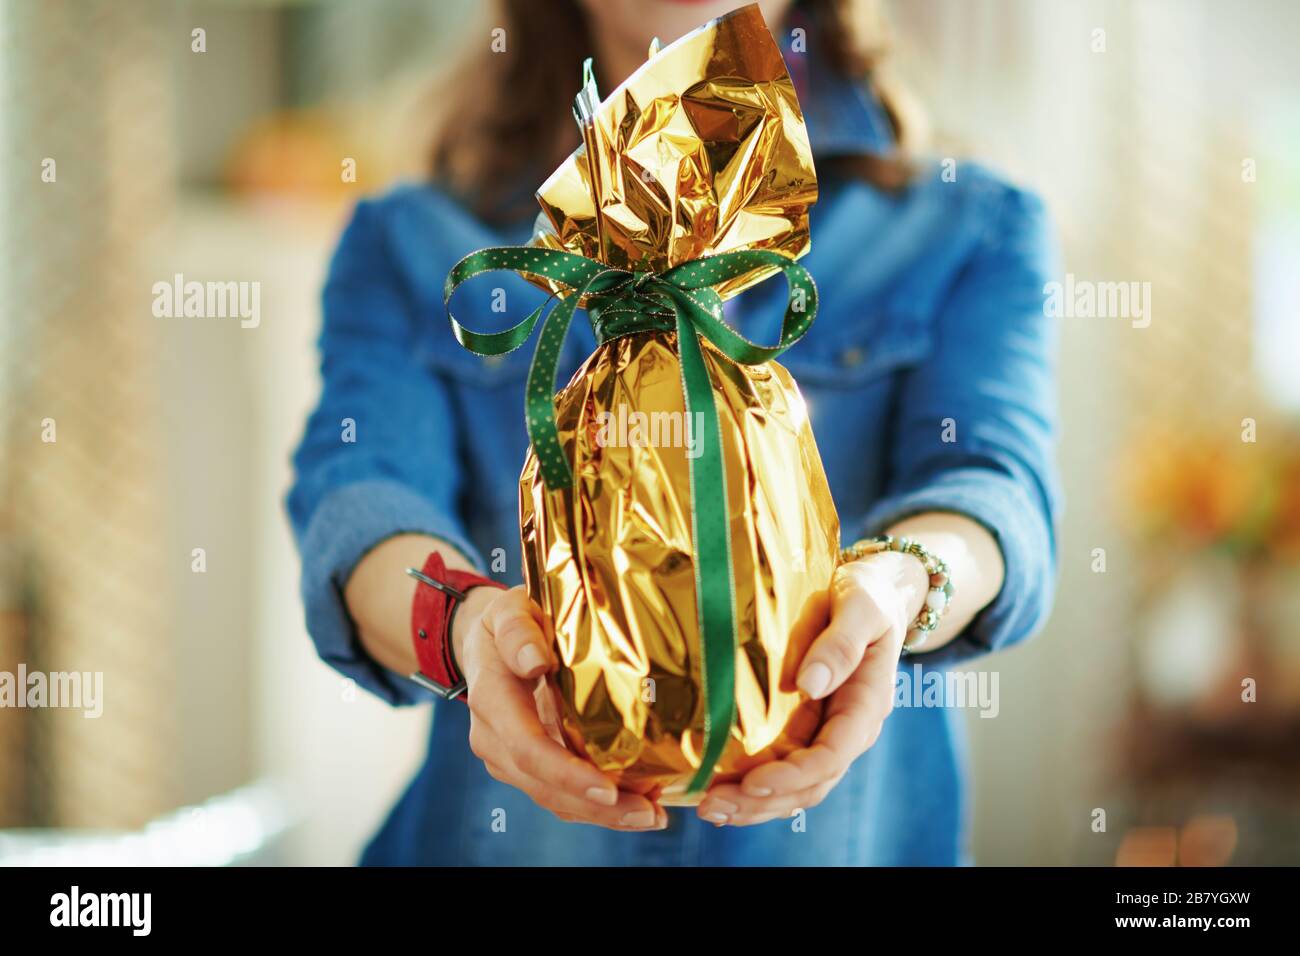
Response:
[343,533,494,679]
[883,512,1006,652]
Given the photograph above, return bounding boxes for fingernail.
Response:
[704,811,729,824]
[517,644,547,674]
[585,786,618,806]
[797,662,832,699]
[621,809,656,828]
[743,783,773,797]
[704,798,739,815]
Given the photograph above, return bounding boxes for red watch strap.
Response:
[410,551,505,701]
[411,552,457,693]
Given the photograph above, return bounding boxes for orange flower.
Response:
[1119,424,1300,560]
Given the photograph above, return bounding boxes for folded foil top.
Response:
[531,2,817,301]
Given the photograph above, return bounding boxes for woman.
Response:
[288,0,1060,865]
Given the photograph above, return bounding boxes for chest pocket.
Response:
[415,329,532,516]
[774,296,933,390]
[417,333,532,389]
[419,282,603,390]
[416,283,534,389]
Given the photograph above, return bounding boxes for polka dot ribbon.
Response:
[444,245,818,794]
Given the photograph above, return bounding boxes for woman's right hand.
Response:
[456,586,668,831]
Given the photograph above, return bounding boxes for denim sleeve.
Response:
[859,182,1063,665]
[286,199,485,706]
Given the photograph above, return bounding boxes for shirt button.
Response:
[839,346,866,367]
[484,354,505,369]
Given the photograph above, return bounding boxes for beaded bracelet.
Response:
[839,534,954,653]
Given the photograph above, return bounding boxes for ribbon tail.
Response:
[525,290,584,490]
[676,313,739,794]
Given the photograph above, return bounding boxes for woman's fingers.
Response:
[463,614,618,804]
[482,587,554,679]
[698,775,841,827]
[738,740,849,799]
[467,661,620,806]
[477,727,664,830]
[690,559,909,826]
[795,561,899,700]
[524,779,667,831]
[738,694,876,798]
[462,587,665,829]
[738,625,904,799]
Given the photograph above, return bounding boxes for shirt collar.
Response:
[779,15,896,159]
[489,20,896,224]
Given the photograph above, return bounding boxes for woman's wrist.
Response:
[843,538,943,652]
[863,549,930,622]
[344,533,480,679]
[875,512,1005,653]
[451,585,498,669]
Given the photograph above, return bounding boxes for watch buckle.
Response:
[409,671,468,701]
[405,566,467,602]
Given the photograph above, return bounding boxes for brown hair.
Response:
[429,0,919,223]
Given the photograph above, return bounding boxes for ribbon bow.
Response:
[444,245,817,793]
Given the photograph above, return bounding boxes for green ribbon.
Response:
[444,246,817,793]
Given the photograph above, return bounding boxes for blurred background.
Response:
[1,0,1297,865]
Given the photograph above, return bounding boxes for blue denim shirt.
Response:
[287,51,1061,865]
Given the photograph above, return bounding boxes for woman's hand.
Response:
[457,586,668,831]
[695,552,925,827]
[345,535,665,832]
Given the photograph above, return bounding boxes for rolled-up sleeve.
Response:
[286,199,484,705]
[859,181,1062,665]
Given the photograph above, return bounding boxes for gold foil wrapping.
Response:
[530,3,816,301]
[518,4,839,803]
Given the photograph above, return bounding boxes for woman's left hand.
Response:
[695,552,923,827]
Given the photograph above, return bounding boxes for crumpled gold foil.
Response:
[530,2,816,302]
[518,3,839,804]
